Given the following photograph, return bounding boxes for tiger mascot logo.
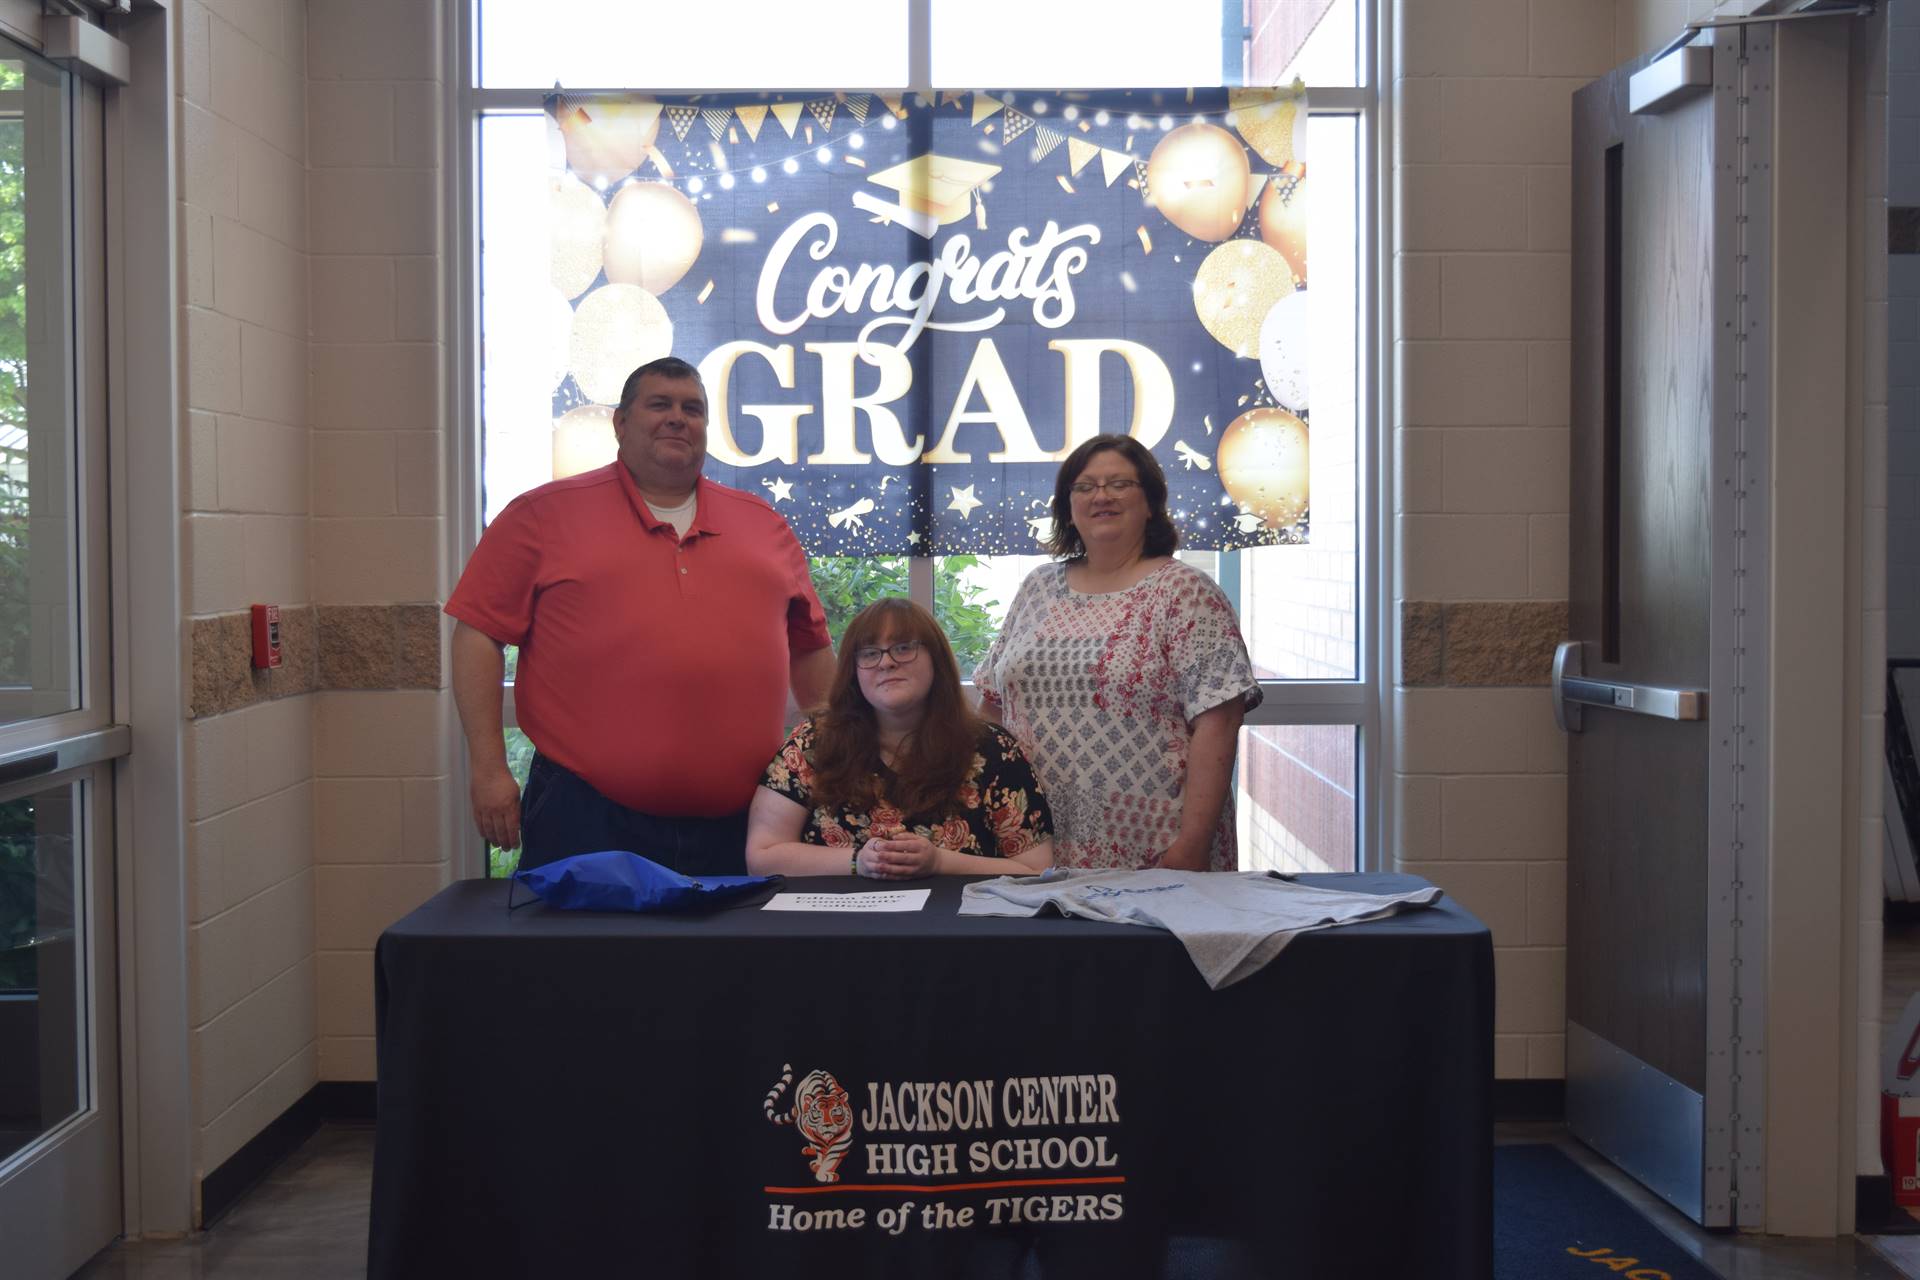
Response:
[763,1063,855,1184]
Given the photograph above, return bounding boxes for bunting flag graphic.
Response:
[1099,147,1133,186]
[665,105,697,141]
[735,104,767,141]
[1030,126,1064,162]
[770,101,804,137]
[845,94,871,125]
[806,97,838,131]
[1001,109,1036,145]
[970,93,1006,126]
[702,107,731,140]
[1067,137,1100,176]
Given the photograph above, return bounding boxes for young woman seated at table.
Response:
[746,598,1055,880]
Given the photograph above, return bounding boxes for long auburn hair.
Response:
[1041,434,1180,560]
[809,598,983,823]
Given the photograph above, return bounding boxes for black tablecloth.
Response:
[369,873,1491,1279]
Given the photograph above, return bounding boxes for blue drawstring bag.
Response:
[509,849,778,913]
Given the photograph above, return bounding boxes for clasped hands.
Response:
[852,830,941,880]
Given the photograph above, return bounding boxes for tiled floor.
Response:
[63,1120,1920,1280]
[72,1126,372,1280]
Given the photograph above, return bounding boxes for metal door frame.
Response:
[1703,22,1771,1229]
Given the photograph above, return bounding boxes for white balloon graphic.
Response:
[1259,290,1310,414]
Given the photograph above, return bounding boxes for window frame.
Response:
[447,0,1389,874]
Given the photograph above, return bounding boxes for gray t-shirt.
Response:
[960,869,1443,989]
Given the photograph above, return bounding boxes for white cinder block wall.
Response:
[306,0,452,1086]
[176,0,317,1183]
[176,0,456,1199]
[1391,0,1619,1080]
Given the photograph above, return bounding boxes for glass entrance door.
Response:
[0,26,125,1279]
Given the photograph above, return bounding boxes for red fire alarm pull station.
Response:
[251,604,282,670]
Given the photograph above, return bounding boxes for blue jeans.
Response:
[518,754,750,877]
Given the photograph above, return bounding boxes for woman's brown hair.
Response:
[1041,434,1180,560]
[808,598,984,823]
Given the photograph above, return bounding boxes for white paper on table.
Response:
[762,889,931,913]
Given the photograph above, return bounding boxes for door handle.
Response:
[1553,641,1707,733]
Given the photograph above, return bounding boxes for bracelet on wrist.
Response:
[850,851,859,876]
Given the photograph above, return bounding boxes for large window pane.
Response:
[1232,111,1358,679]
[478,112,565,525]
[936,0,1360,88]
[479,1,909,89]
[932,0,1224,85]
[1252,0,1361,88]
[1237,724,1354,873]
[0,57,76,724]
[0,780,81,1168]
[468,0,1377,869]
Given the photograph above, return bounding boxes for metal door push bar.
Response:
[1552,641,1707,732]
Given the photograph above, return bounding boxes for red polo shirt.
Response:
[446,464,831,817]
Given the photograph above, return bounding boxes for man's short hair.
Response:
[618,357,704,411]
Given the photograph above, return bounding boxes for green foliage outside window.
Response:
[484,559,1004,877]
[0,66,35,689]
[809,555,1001,674]
[486,726,536,879]
[0,66,45,966]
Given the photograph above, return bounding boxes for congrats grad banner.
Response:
[541,86,1311,555]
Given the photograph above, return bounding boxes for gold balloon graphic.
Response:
[1232,97,1306,168]
[1217,408,1310,530]
[556,100,662,184]
[1192,240,1295,358]
[550,174,607,300]
[1144,123,1252,243]
[603,181,705,296]
[552,405,619,479]
[1259,174,1309,286]
[568,284,673,406]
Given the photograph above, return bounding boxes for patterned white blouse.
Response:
[973,560,1263,872]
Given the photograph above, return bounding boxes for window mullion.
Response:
[908,0,930,94]
[909,554,934,613]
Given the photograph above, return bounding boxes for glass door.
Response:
[0,27,124,1279]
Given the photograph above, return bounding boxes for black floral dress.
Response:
[760,720,1054,860]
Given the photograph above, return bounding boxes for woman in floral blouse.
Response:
[974,435,1262,873]
[747,598,1054,879]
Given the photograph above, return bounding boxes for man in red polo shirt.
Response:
[447,356,835,874]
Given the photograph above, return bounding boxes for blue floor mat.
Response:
[1496,1144,1721,1280]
